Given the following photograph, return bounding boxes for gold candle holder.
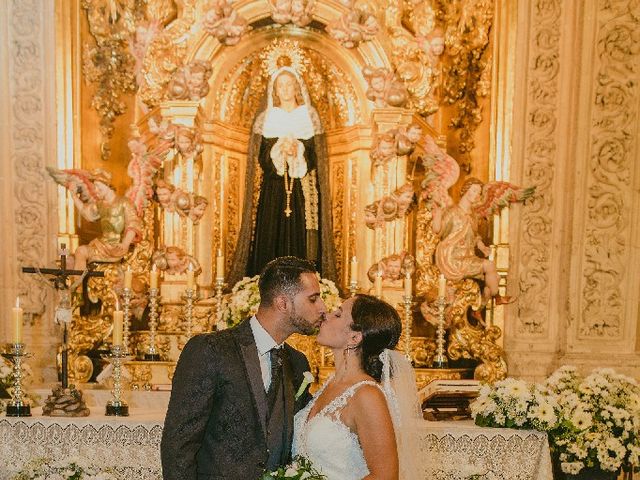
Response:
[182,287,197,340]
[6,343,31,417]
[145,287,161,361]
[433,297,448,368]
[402,295,413,362]
[121,287,132,355]
[105,344,129,416]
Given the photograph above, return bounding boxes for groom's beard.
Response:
[289,305,319,336]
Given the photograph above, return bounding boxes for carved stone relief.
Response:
[579,0,639,338]
[515,0,561,336]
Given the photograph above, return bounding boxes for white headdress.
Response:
[261,66,316,140]
[379,349,422,480]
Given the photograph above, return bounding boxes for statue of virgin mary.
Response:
[228,66,337,283]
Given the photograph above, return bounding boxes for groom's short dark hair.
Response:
[259,256,317,306]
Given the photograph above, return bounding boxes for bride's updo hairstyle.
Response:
[350,294,402,382]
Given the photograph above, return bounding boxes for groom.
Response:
[161,256,325,480]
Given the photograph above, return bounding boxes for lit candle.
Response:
[124,266,133,290]
[187,263,195,290]
[374,272,383,298]
[438,274,446,299]
[216,249,225,282]
[404,272,412,297]
[12,297,23,344]
[350,256,358,284]
[150,264,159,289]
[113,308,123,346]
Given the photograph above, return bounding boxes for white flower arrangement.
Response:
[470,377,560,431]
[219,275,341,329]
[260,455,326,479]
[13,456,117,480]
[544,366,640,476]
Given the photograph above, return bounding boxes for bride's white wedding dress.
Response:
[292,378,381,480]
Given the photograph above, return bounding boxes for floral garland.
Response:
[219,275,341,328]
[13,456,117,480]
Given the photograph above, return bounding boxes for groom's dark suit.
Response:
[161,319,313,480]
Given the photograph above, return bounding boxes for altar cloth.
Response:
[0,410,552,479]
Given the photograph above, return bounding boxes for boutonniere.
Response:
[295,371,314,400]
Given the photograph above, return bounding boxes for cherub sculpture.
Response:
[395,123,423,156]
[327,6,379,48]
[152,246,202,276]
[363,66,408,108]
[417,27,445,63]
[421,138,535,305]
[46,168,142,271]
[175,126,204,162]
[270,0,315,27]
[167,60,213,101]
[367,252,416,284]
[370,131,398,167]
[364,183,415,230]
[154,179,209,224]
[202,0,248,46]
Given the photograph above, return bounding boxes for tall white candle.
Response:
[374,272,383,298]
[150,264,159,289]
[216,249,225,282]
[438,274,446,299]
[350,256,358,284]
[12,297,23,344]
[187,264,195,290]
[404,272,412,297]
[113,309,123,346]
[124,267,133,290]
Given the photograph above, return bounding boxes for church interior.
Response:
[0,0,639,478]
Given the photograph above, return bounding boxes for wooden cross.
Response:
[21,244,104,389]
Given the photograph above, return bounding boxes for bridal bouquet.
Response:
[13,456,117,480]
[544,366,640,475]
[470,377,560,431]
[219,275,341,328]
[261,455,326,480]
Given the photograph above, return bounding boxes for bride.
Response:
[293,294,422,479]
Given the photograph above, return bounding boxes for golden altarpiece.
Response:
[54,0,511,391]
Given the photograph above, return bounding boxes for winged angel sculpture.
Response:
[421,135,534,306]
[47,128,172,271]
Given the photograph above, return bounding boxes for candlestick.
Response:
[12,297,23,344]
[433,297,448,368]
[438,273,446,299]
[5,343,31,417]
[113,309,123,346]
[121,288,132,354]
[404,272,412,298]
[150,264,159,289]
[187,264,195,290]
[374,272,383,299]
[105,344,130,416]
[146,287,161,360]
[216,249,225,282]
[402,294,413,361]
[124,267,133,290]
[182,287,197,342]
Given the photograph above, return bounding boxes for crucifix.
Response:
[22,244,104,416]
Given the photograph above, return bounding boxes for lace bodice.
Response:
[292,379,382,480]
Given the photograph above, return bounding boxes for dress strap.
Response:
[323,380,382,417]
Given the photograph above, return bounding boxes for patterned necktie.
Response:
[267,347,283,407]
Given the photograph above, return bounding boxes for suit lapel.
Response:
[233,320,268,437]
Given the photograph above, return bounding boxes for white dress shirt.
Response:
[250,315,282,391]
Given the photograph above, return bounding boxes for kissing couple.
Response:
[161,256,422,480]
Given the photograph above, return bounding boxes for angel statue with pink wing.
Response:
[421,135,534,305]
[47,168,142,271]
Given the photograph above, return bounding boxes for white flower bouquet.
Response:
[219,275,341,328]
[13,456,117,480]
[260,455,326,480]
[544,366,640,476]
[470,377,560,431]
